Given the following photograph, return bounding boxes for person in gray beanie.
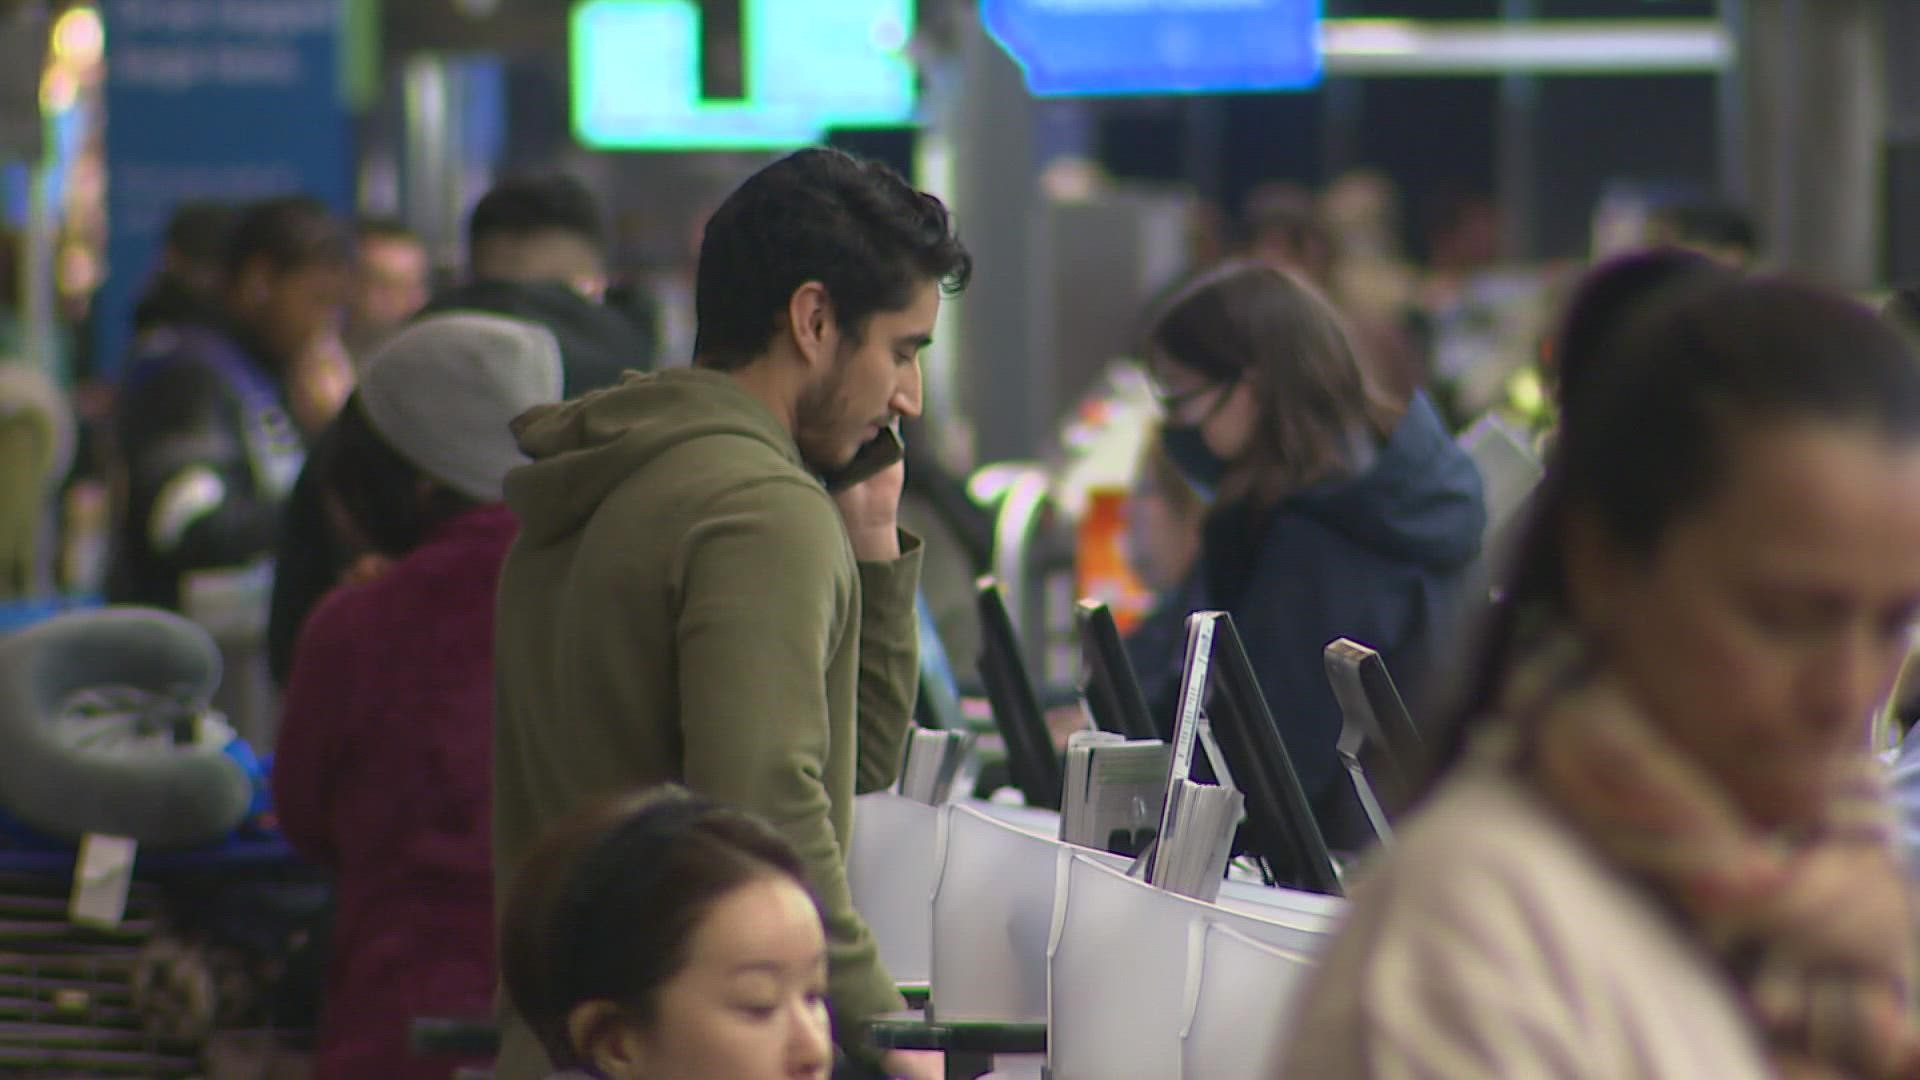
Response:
[358,312,563,501]
[271,311,562,1079]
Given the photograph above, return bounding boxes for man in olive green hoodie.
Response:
[491,149,970,1080]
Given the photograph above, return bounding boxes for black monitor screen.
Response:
[1199,613,1343,896]
[1074,600,1160,743]
[975,577,1063,810]
[1324,638,1421,806]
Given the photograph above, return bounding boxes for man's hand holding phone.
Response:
[833,456,904,561]
[831,429,906,562]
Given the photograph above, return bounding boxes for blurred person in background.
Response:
[279,216,432,441]
[1124,431,1206,598]
[1184,199,1232,278]
[0,364,72,601]
[501,789,834,1080]
[274,313,564,1079]
[268,174,649,687]
[1878,285,1920,868]
[1244,181,1424,404]
[130,200,237,339]
[1242,182,1338,290]
[1420,189,1504,314]
[1647,199,1760,270]
[422,172,652,390]
[466,173,609,302]
[341,217,430,364]
[1127,262,1484,849]
[1322,170,1427,393]
[1287,270,1920,1079]
[108,194,347,614]
[285,323,355,442]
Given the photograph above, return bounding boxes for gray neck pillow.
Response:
[0,607,253,849]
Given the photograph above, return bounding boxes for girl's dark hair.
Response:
[1431,272,1920,779]
[1147,261,1402,504]
[320,394,480,558]
[499,787,814,1070]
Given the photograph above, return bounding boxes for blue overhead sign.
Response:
[982,0,1323,97]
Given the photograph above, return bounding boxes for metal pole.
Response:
[1744,0,1884,287]
[1717,0,1750,206]
[1496,0,1539,262]
[949,10,1051,465]
[22,126,55,379]
[1184,96,1227,208]
[402,54,460,271]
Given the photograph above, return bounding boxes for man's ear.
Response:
[567,1000,648,1078]
[786,280,835,371]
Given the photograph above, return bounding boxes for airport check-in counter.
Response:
[850,793,1342,1080]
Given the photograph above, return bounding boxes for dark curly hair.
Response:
[693,148,972,370]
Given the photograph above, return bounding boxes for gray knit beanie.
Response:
[357,313,564,501]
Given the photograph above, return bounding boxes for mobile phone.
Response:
[823,426,904,493]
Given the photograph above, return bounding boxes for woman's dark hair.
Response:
[1548,248,1724,420]
[1429,273,1920,780]
[321,394,479,557]
[1147,261,1402,504]
[499,787,814,1070]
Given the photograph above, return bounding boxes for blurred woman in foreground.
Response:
[1286,270,1920,1077]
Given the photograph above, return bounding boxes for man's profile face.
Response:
[793,281,938,474]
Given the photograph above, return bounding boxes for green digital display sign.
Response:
[571,0,917,151]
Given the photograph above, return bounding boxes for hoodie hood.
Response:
[503,368,805,546]
[1288,392,1486,570]
[421,279,650,396]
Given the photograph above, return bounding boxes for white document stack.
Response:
[1147,778,1244,903]
[1059,730,1170,856]
[895,727,975,805]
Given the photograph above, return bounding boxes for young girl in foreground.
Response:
[500,788,836,1080]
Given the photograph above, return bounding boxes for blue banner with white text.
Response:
[98,0,350,373]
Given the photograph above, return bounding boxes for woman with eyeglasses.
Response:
[1125,261,1486,848]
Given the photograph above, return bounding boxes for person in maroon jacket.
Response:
[273,312,563,1079]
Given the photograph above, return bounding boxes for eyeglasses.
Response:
[1154,377,1237,423]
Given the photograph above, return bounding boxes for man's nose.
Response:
[891,360,923,420]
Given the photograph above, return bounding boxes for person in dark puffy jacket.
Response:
[108,195,348,614]
[1126,261,1485,849]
